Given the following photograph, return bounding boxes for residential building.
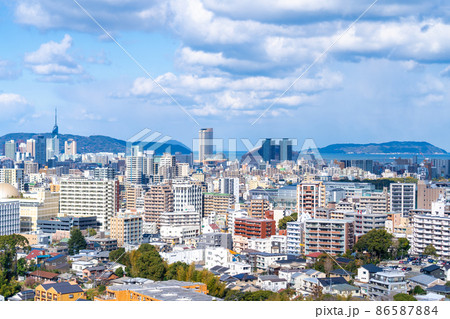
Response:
[173,183,202,213]
[219,177,239,204]
[4,140,15,160]
[417,181,445,210]
[198,232,232,250]
[304,219,355,255]
[286,220,304,256]
[144,184,173,226]
[234,217,275,239]
[249,198,269,219]
[0,183,20,236]
[367,271,407,300]
[390,183,416,217]
[297,181,326,216]
[257,275,287,292]
[94,167,116,180]
[358,189,390,213]
[110,213,143,247]
[19,190,60,232]
[34,282,85,301]
[202,192,234,218]
[59,178,119,231]
[344,211,387,237]
[64,139,77,156]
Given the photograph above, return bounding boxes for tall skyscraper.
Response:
[65,139,77,156]
[52,107,59,137]
[35,135,46,167]
[26,139,36,157]
[198,128,213,163]
[4,140,15,160]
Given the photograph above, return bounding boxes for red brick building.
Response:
[234,217,275,239]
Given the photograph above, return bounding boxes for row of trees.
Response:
[0,234,29,297]
[109,244,226,298]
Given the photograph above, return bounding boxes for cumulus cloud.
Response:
[0,93,33,121]
[24,34,86,82]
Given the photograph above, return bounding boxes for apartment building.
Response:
[159,207,201,229]
[249,198,269,219]
[173,183,202,213]
[411,200,450,258]
[144,184,173,226]
[390,183,416,217]
[297,181,326,216]
[358,189,390,213]
[37,216,98,233]
[286,220,304,256]
[234,217,275,239]
[59,178,119,231]
[34,282,85,301]
[202,192,234,218]
[248,235,287,254]
[110,213,143,247]
[304,219,355,255]
[344,211,387,237]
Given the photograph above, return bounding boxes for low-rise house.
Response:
[328,283,361,297]
[226,262,251,276]
[257,275,288,292]
[421,265,445,280]
[317,277,349,294]
[71,260,98,272]
[243,250,288,272]
[293,269,326,295]
[28,270,59,282]
[408,274,445,290]
[34,282,85,301]
[278,269,305,285]
[367,271,407,300]
[8,290,35,301]
[83,266,107,278]
[42,254,69,271]
[329,269,353,281]
[356,264,383,283]
[427,285,450,296]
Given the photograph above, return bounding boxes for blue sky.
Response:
[1,1,450,151]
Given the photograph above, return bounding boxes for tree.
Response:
[0,234,29,297]
[411,285,426,295]
[324,257,333,275]
[393,293,417,301]
[278,213,298,230]
[68,228,87,255]
[396,238,410,258]
[424,244,437,257]
[109,248,130,267]
[132,245,166,280]
[87,228,97,237]
[114,267,124,278]
[353,229,393,259]
[17,258,27,276]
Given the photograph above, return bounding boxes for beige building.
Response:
[297,181,326,216]
[359,188,390,213]
[125,185,145,210]
[19,190,60,232]
[202,192,234,218]
[417,181,444,210]
[64,139,77,156]
[144,184,173,226]
[249,198,269,219]
[110,213,143,247]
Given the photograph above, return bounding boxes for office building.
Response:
[0,168,24,191]
[19,190,60,232]
[4,140,15,160]
[59,178,119,231]
[198,128,213,163]
[26,139,35,158]
[417,180,445,210]
[390,183,416,217]
[94,167,116,180]
[173,183,202,213]
[24,161,39,175]
[46,136,59,161]
[64,138,77,156]
[110,213,143,247]
[304,219,355,255]
[35,135,46,167]
[144,184,174,226]
[37,216,98,233]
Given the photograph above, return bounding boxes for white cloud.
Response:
[0,93,33,121]
[0,60,21,80]
[24,34,85,82]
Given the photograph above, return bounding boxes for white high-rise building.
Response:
[173,183,202,213]
[59,178,118,231]
[198,128,213,163]
[390,183,416,217]
[412,199,450,258]
[46,136,59,161]
[0,183,20,236]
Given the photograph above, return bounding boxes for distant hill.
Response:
[0,133,192,155]
[318,141,447,154]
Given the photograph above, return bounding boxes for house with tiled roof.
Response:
[28,270,59,282]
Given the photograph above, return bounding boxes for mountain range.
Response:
[318,141,447,154]
[0,133,192,155]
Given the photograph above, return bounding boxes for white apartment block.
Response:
[286,220,304,256]
[159,207,201,229]
[248,235,287,254]
[344,211,387,237]
[219,177,240,204]
[390,183,416,217]
[59,178,118,231]
[412,200,450,258]
[19,190,60,232]
[160,225,200,244]
[205,247,232,269]
[227,209,248,235]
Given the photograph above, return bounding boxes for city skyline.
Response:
[1,1,450,150]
